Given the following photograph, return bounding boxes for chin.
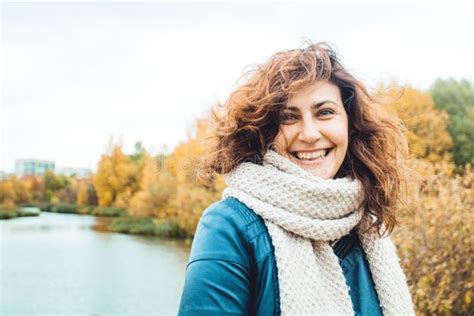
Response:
[307,169,334,180]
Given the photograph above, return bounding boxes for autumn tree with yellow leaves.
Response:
[374,83,473,315]
[76,178,98,206]
[0,176,31,207]
[378,85,453,162]
[128,153,177,218]
[165,118,225,235]
[92,146,142,208]
[392,160,473,315]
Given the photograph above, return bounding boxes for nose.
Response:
[298,118,322,143]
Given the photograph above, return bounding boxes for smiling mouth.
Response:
[290,148,332,162]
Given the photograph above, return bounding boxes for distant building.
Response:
[56,167,92,178]
[15,159,55,177]
[0,171,9,180]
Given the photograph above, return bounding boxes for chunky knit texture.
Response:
[222,150,414,316]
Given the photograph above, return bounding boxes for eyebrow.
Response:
[285,100,338,111]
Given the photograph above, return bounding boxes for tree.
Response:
[23,176,46,203]
[430,78,474,166]
[128,153,177,217]
[166,117,225,235]
[377,85,453,163]
[43,171,71,203]
[77,178,98,206]
[92,145,142,207]
[130,141,147,164]
[430,78,474,116]
[44,171,69,192]
[77,180,89,206]
[57,177,79,203]
[0,176,31,206]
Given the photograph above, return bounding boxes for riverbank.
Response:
[109,217,187,238]
[23,203,128,217]
[0,207,40,220]
[8,203,190,240]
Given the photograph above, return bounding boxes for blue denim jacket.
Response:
[178,197,382,315]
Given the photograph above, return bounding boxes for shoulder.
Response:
[182,198,280,315]
[189,197,263,267]
[201,196,261,230]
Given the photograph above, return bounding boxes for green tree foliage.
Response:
[129,141,147,164]
[44,171,70,203]
[430,78,474,166]
[44,171,70,192]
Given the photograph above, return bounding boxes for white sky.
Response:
[1,1,473,173]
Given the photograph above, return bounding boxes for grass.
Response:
[109,216,187,238]
[90,206,127,217]
[19,203,127,217]
[0,207,40,220]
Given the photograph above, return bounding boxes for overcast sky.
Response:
[1,1,473,173]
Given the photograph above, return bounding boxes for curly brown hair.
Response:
[203,42,412,236]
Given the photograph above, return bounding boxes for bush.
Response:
[77,205,96,215]
[108,216,187,238]
[392,160,473,315]
[19,202,53,212]
[49,203,78,213]
[27,203,54,212]
[152,218,187,238]
[0,206,39,219]
[90,206,127,217]
[0,207,19,219]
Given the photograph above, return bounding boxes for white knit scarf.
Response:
[222,150,414,316]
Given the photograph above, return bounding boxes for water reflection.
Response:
[91,216,114,232]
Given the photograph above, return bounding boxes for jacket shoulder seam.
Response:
[187,256,250,269]
[221,197,260,225]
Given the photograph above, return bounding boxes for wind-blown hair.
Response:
[203,42,411,235]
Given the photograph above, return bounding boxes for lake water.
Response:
[0,212,191,315]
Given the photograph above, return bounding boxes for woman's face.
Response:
[273,81,349,179]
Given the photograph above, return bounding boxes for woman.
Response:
[178,43,414,315]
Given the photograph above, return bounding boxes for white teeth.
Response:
[295,149,328,160]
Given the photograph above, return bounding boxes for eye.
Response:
[317,109,335,117]
[280,111,298,124]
